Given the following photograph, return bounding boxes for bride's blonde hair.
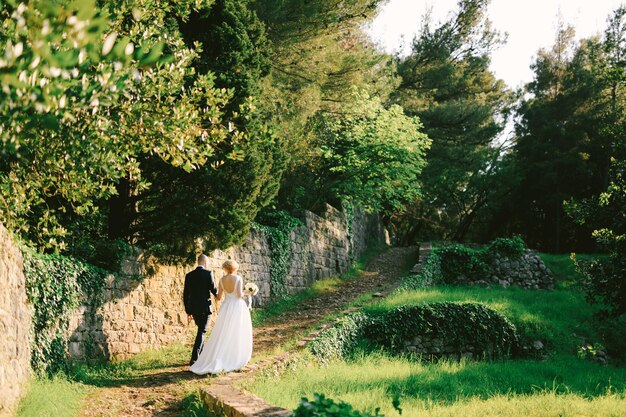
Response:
[222,259,239,274]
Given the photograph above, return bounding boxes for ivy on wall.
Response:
[436,236,527,283]
[365,303,519,358]
[397,250,442,291]
[253,211,304,299]
[22,247,107,375]
[309,302,520,363]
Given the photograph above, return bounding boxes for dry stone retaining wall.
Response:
[0,224,31,417]
[69,205,387,361]
[487,250,554,289]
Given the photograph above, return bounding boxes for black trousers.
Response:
[191,313,210,363]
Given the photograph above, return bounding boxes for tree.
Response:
[0,0,230,250]
[508,8,626,252]
[123,0,285,261]
[564,6,626,317]
[392,0,511,243]
[286,89,430,215]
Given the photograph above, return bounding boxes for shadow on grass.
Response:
[66,342,217,389]
[159,392,210,417]
[252,352,626,408]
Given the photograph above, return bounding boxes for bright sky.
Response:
[367,0,625,89]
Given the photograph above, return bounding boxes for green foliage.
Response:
[501,7,626,252]
[304,89,430,215]
[294,393,384,417]
[254,211,304,298]
[488,236,527,258]
[22,247,107,375]
[308,312,370,364]
[0,0,239,253]
[123,0,285,260]
[180,392,210,417]
[181,0,271,112]
[392,0,512,243]
[433,237,528,283]
[397,251,442,291]
[364,303,519,359]
[309,302,519,363]
[567,158,626,318]
[436,245,489,283]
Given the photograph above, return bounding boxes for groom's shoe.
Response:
[189,360,196,366]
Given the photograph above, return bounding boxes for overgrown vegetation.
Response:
[253,211,304,299]
[309,302,519,364]
[22,247,107,375]
[434,236,526,283]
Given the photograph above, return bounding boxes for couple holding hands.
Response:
[183,255,257,375]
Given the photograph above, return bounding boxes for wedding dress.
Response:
[190,274,252,375]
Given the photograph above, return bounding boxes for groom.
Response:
[183,254,218,365]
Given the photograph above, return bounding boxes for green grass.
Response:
[244,253,626,417]
[17,342,191,417]
[538,253,604,288]
[68,341,189,387]
[246,352,626,417]
[17,376,91,417]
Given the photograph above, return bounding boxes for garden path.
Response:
[78,246,419,417]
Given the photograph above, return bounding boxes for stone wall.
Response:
[68,205,387,361]
[487,250,554,289]
[0,224,31,417]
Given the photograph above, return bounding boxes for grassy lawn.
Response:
[17,377,91,417]
[244,254,626,417]
[246,353,626,417]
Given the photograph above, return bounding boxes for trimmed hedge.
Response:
[309,302,520,362]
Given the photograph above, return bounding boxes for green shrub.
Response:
[435,237,529,283]
[436,244,489,283]
[397,251,442,291]
[22,248,107,375]
[308,312,370,364]
[488,236,527,258]
[364,302,519,359]
[294,393,384,417]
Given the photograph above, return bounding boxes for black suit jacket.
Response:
[183,266,218,316]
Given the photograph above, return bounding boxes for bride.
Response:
[190,259,253,375]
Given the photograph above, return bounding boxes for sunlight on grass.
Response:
[245,253,626,417]
[17,377,90,417]
[246,352,626,417]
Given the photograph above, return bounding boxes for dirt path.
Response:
[78,247,418,417]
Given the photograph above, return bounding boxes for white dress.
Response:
[190,274,253,375]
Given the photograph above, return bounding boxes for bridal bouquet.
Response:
[244,282,258,309]
[244,282,259,296]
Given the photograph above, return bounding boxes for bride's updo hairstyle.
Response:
[222,259,239,274]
